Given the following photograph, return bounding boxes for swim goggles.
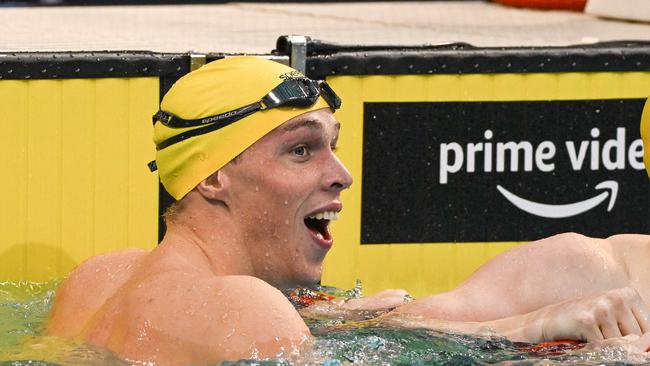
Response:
[152,77,341,151]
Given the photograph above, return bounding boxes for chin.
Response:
[291,267,323,288]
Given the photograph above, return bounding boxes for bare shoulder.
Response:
[48,248,148,336]
[102,273,310,365]
[66,248,148,279]
[53,248,148,300]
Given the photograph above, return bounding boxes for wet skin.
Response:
[47,109,353,365]
[47,108,650,364]
[216,109,352,288]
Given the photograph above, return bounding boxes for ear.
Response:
[196,170,231,204]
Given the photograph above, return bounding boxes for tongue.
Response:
[305,218,331,240]
[312,230,324,240]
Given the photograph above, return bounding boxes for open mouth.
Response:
[304,211,339,243]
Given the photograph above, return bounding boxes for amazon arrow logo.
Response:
[496,181,619,219]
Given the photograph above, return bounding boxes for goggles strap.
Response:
[152,79,340,151]
[153,102,262,128]
[155,102,263,150]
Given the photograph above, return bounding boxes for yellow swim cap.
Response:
[642,96,650,179]
[153,56,332,199]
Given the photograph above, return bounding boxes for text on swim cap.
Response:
[279,70,305,79]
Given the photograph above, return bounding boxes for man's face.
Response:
[221,108,352,289]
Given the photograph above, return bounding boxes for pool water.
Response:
[0,281,648,366]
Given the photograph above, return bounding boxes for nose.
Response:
[325,152,353,191]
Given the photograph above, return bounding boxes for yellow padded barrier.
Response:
[0,78,159,281]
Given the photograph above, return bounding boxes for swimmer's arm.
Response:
[386,287,650,343]
[126,275,311,365]
[399,233,631,321]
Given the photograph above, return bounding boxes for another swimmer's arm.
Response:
[387,288,650,343]
[399,233,631,322]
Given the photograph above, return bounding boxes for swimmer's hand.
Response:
[341,289,412,311]
[529,287,650,343]
[379,287,650,345]
[298,289,411,321]
[586,333,650,353]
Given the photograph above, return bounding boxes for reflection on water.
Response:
[0,280,127,366]
[0,281,648,365]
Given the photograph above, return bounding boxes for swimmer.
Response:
[47,56,650,365]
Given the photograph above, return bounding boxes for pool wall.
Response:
[1,42,648,297]
[0,53,188,281]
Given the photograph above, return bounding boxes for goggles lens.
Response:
[152,78,341,152]
[262,78,320,109]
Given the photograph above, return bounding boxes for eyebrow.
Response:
[279,118,341,133]
[279,119,321,133]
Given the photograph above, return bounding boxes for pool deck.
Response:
[1,1,650,53]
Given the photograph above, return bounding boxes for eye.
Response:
[292,145,308,157]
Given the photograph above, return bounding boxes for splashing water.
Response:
[0,280,58,350]
[0,280,648,365]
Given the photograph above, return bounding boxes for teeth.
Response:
[308,211,339,221]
